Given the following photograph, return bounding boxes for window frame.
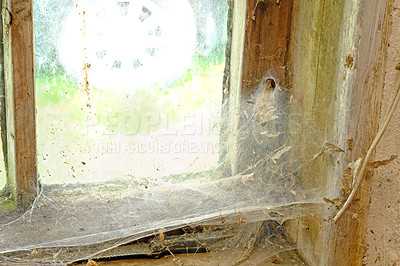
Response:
[1,0,37,208]
[0,0,390,265]
[0,0,298,263]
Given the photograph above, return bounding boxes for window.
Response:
[34,0,228,184]
[0,0,386,265]
[2,1,311,264]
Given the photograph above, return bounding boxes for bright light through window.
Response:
[34,0,228,184]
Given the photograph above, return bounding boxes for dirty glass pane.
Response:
[34,0,228,184]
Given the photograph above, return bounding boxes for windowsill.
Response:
[0,173,322,264]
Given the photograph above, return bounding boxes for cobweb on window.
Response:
[0,0,339,264]
[0,76,330,264]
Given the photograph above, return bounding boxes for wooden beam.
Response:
[231,0,293,174]
[284,0,389,265]
[333,1,389,264]
[241,0,293,93]
[2,0,37,208]
[284,1,347,264]
[0,0,8,196]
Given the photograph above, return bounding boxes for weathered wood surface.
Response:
[230,0,389,264]
[241,0,293,93]
[2,0,37,207]
[286,0,389,265]
[333,1,389,265]
[0,0,8,196]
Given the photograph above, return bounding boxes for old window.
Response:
[0,0,390,265]
[34,0,228,184]
[0,0,325,264]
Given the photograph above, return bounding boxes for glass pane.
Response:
[34,0,227,184]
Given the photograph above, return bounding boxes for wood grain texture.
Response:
[241,0,293,93]
[284,1,346,264]
[0,1,8,196]
[233,0,293,174]
[2,0,37,208]
[285,0,389,264]
[333,1,389,265]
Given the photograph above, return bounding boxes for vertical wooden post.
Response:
[0,0,8,196]
[241,0,293,93]
[285,0,388,264]
[333,1,389,264]
[2,0,37,208]
[237,0,293,174]
[226,0,293,175]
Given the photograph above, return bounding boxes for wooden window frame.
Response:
[0,0,390,264]
[1,0,37,209]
